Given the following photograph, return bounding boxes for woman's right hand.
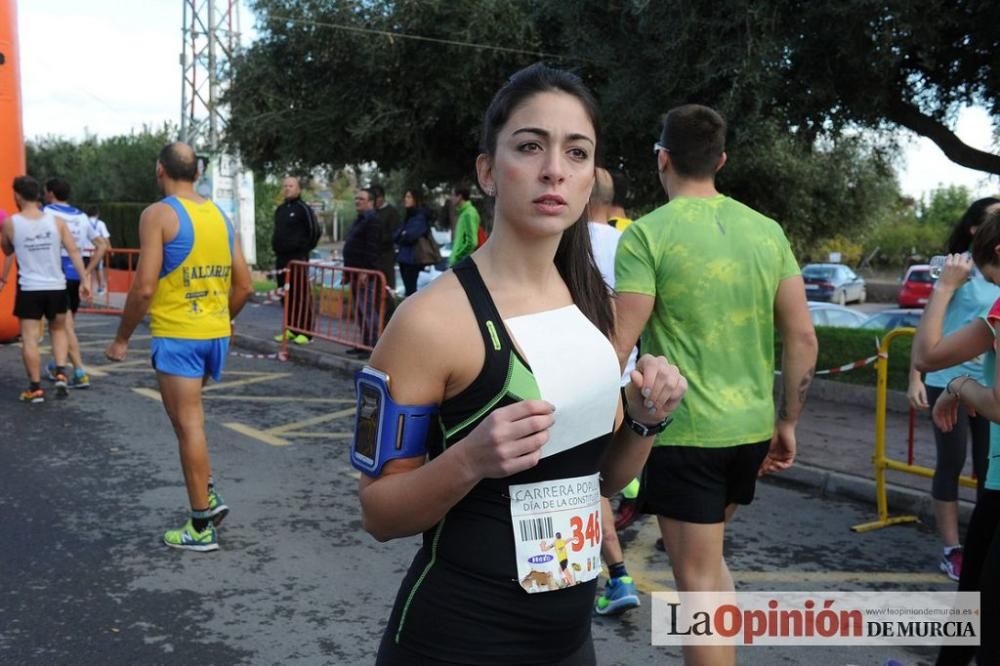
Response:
[938,253,973,291]
[907,377,929,410]
[458,400,555,479]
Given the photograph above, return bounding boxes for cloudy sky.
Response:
[15,0,999,201]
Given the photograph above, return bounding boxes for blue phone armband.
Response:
[351,366,439,477]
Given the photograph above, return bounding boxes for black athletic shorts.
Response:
[637,440,770,524]
[375,630,596,666]
[13,287,68,321]
[66,279,81,314]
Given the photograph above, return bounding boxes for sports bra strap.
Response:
[452,257,514,357]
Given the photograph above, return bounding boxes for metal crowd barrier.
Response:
[851,327,978,533]
[281,260,391,357]
[79,248,140,315]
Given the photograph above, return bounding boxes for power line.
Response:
[264,14,594,63]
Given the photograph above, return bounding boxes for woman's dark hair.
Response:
[405,188,424,208]
[947,197,1000,254]
[971,206,1000,270]
[479,63,613,337]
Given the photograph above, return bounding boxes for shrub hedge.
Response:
[776,325,913,392]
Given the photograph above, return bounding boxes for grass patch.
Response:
[253,279,277,293]
[777,326,912,391]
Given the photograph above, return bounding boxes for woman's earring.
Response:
[485,185,495,197]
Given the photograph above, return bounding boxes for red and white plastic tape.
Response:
[813,352,888,376]
[776,338,888,376]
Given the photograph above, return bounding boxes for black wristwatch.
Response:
[621,387,673,437]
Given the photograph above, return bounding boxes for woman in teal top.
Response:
[911,204,1000,666]
[908,197,1000,580]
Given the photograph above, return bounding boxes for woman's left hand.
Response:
[932,389,961,432]
[624,354,687,425]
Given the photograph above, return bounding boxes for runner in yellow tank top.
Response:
[148,196,234,340]
[105,142,253,552]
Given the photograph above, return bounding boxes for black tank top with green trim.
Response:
[380,259,613,665]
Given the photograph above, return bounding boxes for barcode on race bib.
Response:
[518,516,554,542]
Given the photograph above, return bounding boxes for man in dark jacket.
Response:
[369,184,399,287]
[271,176,321,343]
[343,188,383,356]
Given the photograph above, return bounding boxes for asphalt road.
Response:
[0,314,958,666]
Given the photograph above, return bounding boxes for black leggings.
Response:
[935,489,1000,665]
[399,263,422,297]
[375,631,596,666]
[927,385,989,500]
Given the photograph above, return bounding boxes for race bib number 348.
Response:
[509,473,603,594]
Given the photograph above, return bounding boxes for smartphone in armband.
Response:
[351,366,438,476]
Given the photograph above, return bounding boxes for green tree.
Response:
[26,125,174,202]
[254,178,283,271]
[771,0,1000,175]
[233,0,988,247]
[227,0,540,182]
[917,185,972,229]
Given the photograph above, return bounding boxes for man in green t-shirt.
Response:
[614,105,817,665]
[449,186,480,266]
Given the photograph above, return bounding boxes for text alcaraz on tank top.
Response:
[182,264,232,285]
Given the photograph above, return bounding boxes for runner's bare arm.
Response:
[613,292,654,371]
[0,221,12,255]
[0,254,12,285]
[773,275,817,425]
[935,353,1000,428]
[112,204,166,344]
[0,225,12,291]
[228,233,254,319]
[912,254,991,371]
[762,275,817,476]
[907,365,930,410]
[358,289,553,542]
[89,235,109,268]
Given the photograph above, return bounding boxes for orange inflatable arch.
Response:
[0,0,23,341]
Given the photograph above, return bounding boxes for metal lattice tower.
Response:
[179,0,241,152]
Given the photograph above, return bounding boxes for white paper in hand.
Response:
[505,305,619,458]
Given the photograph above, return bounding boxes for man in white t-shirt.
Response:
[586,167,642,617]
[86,207,112,295]
[43,178,108,388]
[0,176,91,402]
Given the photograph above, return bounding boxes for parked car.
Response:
[808,302,868,328]
[898,264,934,308]
[859,308,923,330]
[801,263,867,305]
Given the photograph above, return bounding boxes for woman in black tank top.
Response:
[356,64,687,666]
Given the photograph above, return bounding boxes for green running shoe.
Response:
[594,576,640,616]
[291,334,311,345]
[207,487,230,527]
[163,519,218,552]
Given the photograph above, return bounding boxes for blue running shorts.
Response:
[151,337,230,382]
